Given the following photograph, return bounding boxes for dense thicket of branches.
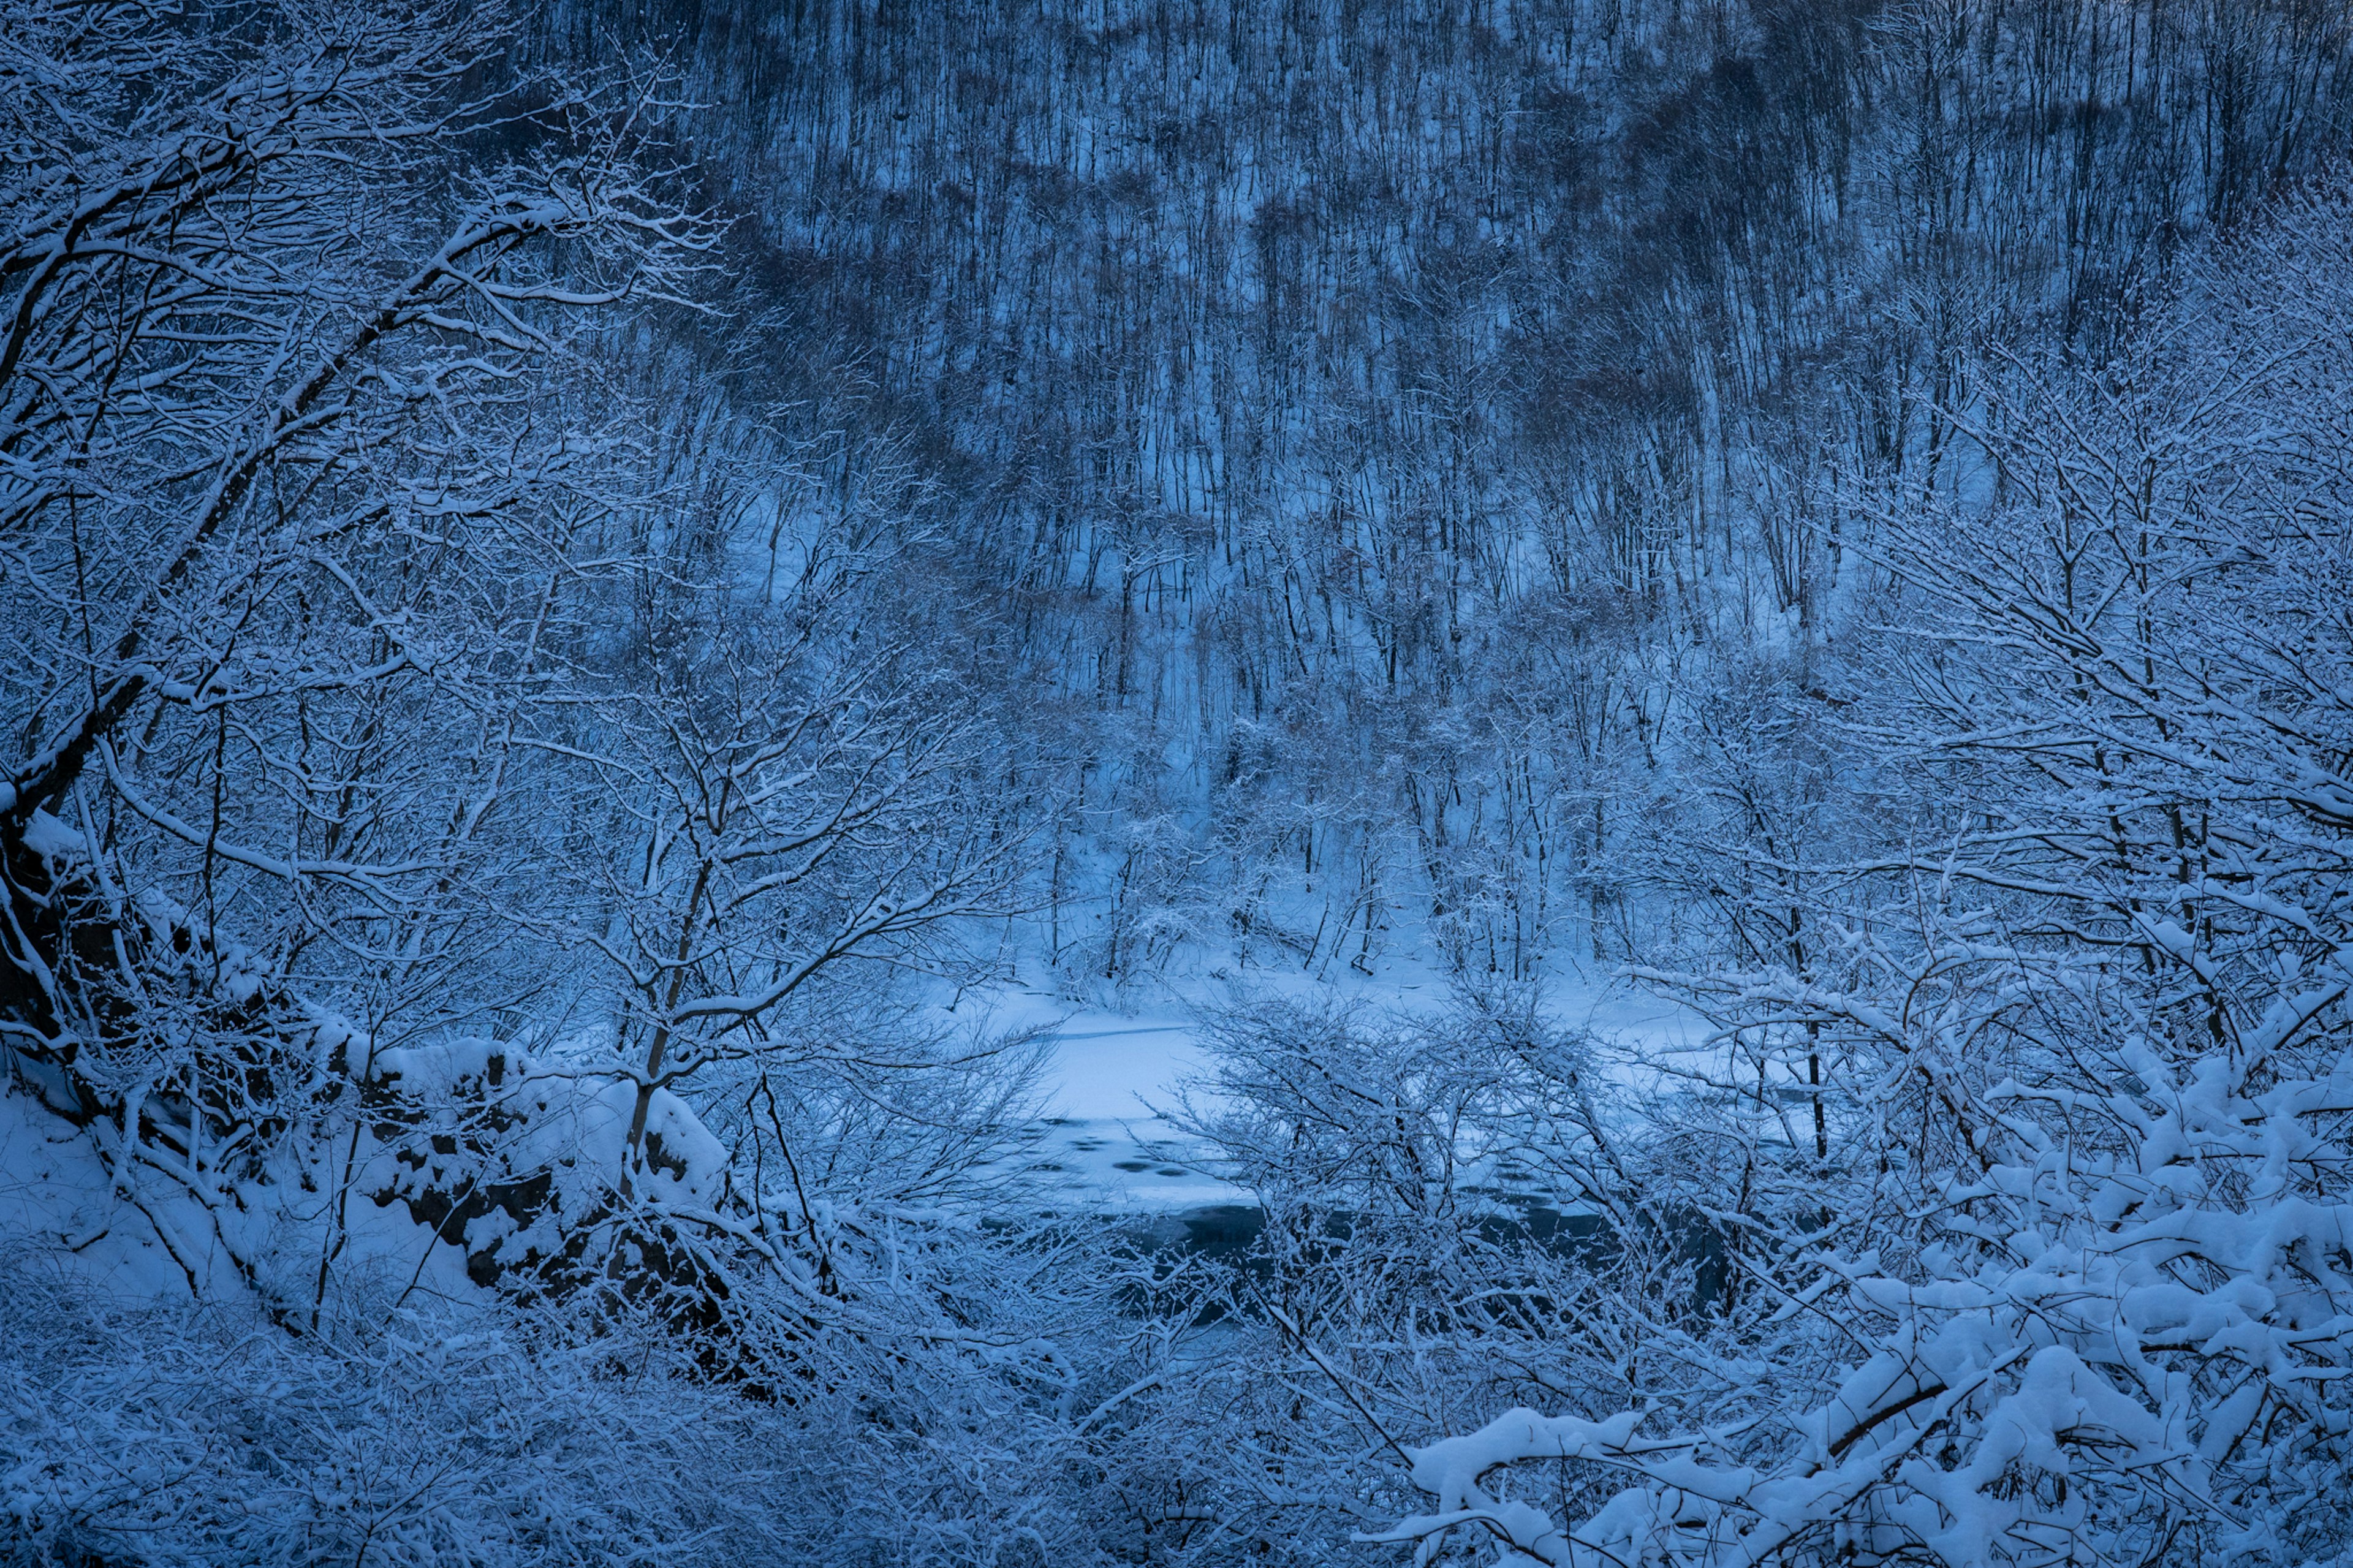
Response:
[1349,190,2353,1568]
[0,4,1113,1560]
[4,2,2352,1566]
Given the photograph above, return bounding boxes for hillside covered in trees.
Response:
[5,2,2353,1564]
[544,0,2353,985]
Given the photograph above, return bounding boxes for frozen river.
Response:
[959,969,1703,1217]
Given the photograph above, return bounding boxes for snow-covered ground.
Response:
[0,1086,193,1300]
[0,1081,491,1309]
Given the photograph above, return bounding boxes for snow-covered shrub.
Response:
[0,1235,1168,1568]
[0,1262,794,1566]
[1380,1026,2353,1567]
[1370,185,2353,1568]
[1101,990,1749,1563]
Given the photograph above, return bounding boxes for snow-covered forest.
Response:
[6,0,2353,1562]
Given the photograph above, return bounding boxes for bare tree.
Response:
[1372,177,2353,1568]
[0,0,716,1299]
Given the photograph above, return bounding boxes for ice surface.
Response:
[952,956,1702,1213]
